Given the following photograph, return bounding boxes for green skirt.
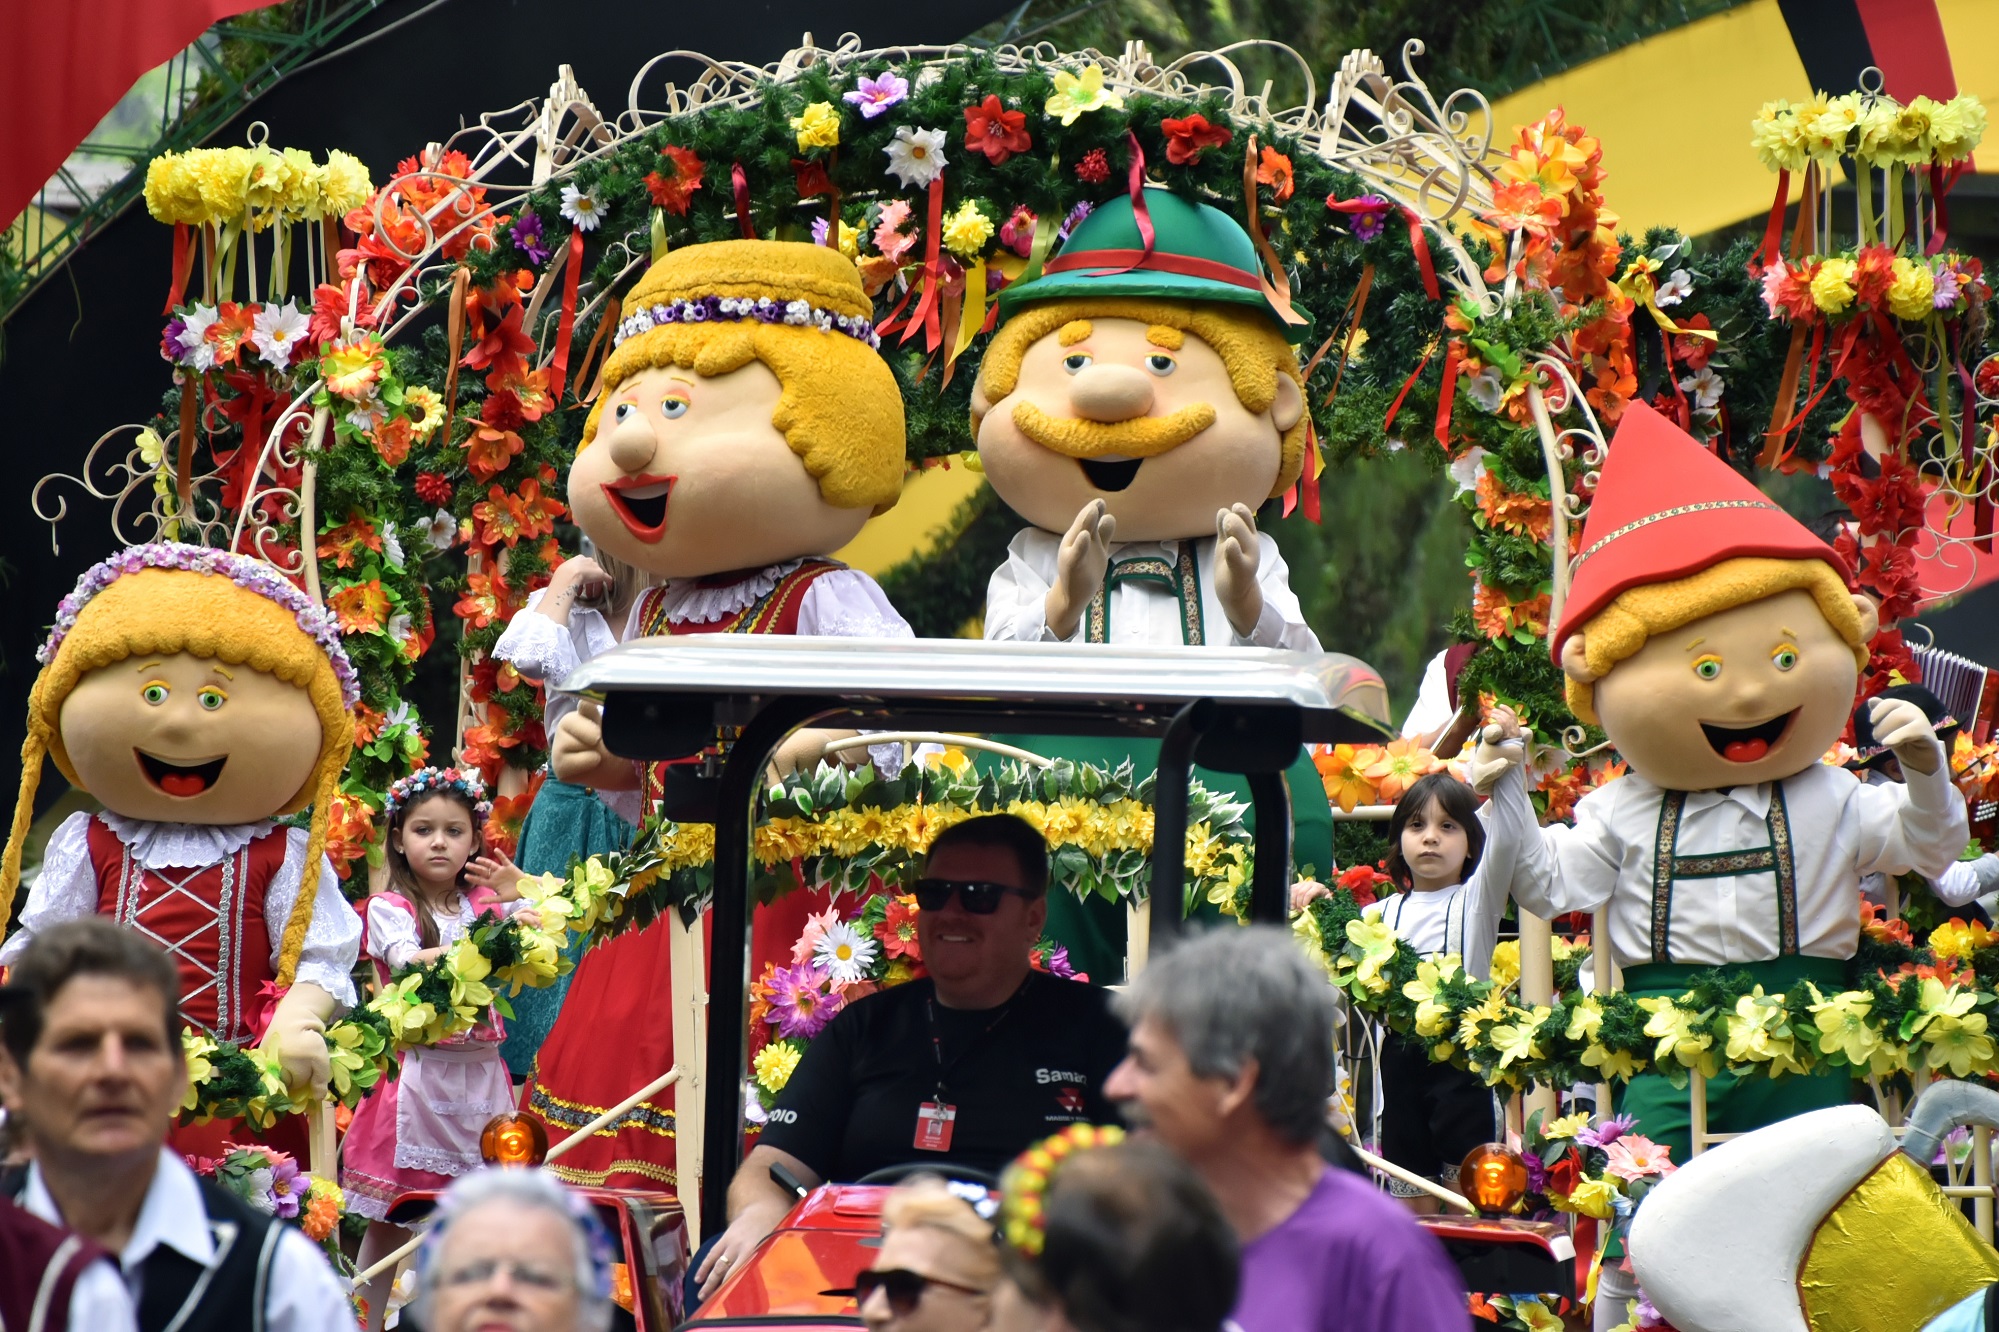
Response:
[498,779,637,1079]
[987,735,1333,985]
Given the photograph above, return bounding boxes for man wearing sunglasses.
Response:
[693,814,1129,1304]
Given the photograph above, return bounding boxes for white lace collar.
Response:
[653,559,810,625]
[97,811,276,869]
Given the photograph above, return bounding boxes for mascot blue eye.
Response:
[660,398,688,419]
[615,403,635,422]
[1063,354,1092,373]
[1145,354,1177,376]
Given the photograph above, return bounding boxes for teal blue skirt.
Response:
[499,779,636,1079]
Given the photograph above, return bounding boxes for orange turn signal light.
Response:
[481,1111,550,1166]
[1457,1142,1529,1216]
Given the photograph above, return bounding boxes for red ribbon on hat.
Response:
[1087,131,1157,278]
[548,227,584,401]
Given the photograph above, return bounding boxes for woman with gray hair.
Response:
[410,1168,618,1332]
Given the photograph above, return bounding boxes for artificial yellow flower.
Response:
[754,1042,802,1094]
[1641,996,1717,1077]
[1749,99,1810,173]
[943,200,994,261]
[1346,908,1399,995]
[791,101,842,152]
[404,385,446,440]
[320,149,374,218]
[1044,65,1123,125]
[1929,918,1996,963]
[1487,939,1522,990]
[1804,983,1879,1067]
[1810,258,1858,316]
[1512,1299,1565,1332]
[1403,959,1461,1038]
[1457,990,1512,1052]
[1489,1005,1551,1069]
[279,147,323,221]
[180,1031,218,1114]
[1543,1112,1592,1142]
[1561,1176,1619,1220]
[1923,1012,1996,1078]
[144,154,208,225]
[1929,94,1989,164]
[1886,258,1936,322]
[1581,1040,1643,1082]
[1723,988,1808,1076]
[1806,93,1864,162]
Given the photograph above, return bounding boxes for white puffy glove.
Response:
[1465,705,1527,795]
[1869,695,1944,776]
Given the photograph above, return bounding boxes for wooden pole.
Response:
[1689,1070,1709,1156]
[669,908,709,1243]
[1517,909,1557,1123]
[1349,1142,1477,1214]
[1124,899,1150,984]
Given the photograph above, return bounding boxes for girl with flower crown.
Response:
[342,766,536,1332]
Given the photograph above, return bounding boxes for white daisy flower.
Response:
[1448,445,1488,497]
[250,302,310,368]
[813,921,878,984]
[381,519,405,569]
[1655,268,1694,307]
[423,508,457,550]
[883,126,949,190]
[559,183,605,232]
[1679,366,1725,410]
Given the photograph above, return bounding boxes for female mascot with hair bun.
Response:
[0,543,362,1150]
[526,239,913,1189]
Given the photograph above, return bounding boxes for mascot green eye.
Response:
[198,687,227,711]
[1771,646,1799,671]
[142,683,170,706]
[1693,656,1722,681]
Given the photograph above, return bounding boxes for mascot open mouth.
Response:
[603,474,674,541]
[1700,711,1797,763]
[136,750,227,798]
[1079,457,1143,491]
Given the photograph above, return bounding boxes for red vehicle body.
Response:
[681,1184,890,1329]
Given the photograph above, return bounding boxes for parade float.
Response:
[15,23,1999,1326]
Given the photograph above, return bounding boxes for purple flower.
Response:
[1057,201,1093,243]
[510,211,551,265]
[1522,1150,1549,1196]
[1042,943,1076,979]
[843,72,909,120]
[766,964,844,1040]
[1346,195,1390,242]
[810,216,831,246]
[1935,266,1964,310]
[1577,1113,1637,1148]
[160,318,187,362]
[267,1157,303,1219]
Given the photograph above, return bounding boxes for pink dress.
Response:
[340,888,523,1221]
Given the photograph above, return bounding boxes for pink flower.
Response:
[999,206,1038,258]
[1602,1134,1676,1181]
[792,906,841,965]
[874,200,918,265]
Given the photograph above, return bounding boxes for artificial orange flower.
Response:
[322,792,379,876]
[1255,146,1295,203]
[463,424,525,483]
[1363,739,1443,804]
[352,703,385,747]
[1484,181,1565,238]
[1471,582,1552,641]
[454,572,510,630]
[205,302,257,366]
[372,414,412,468]
[644,145,705,216]
[328,580,390,634]
[1315,744,1379,813]
[316,511,383,570]
[483,772,543,857]
[1476,470,1553,543]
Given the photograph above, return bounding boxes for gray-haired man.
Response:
[1105,926,1470,1332]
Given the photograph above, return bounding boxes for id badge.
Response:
[914,1101,957,1152]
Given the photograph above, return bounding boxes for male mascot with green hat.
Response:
[1487,402,1967,1329]
[971,188,1331,976]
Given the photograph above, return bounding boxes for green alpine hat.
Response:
[997,187,1309,341]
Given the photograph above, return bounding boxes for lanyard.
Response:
[925,975,1033,1099]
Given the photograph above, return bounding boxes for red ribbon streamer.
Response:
[165,223,194,314]
[1127,131,1154,261]
[1433,339,1463,449]
[1927,162,1967,255]
[1300,417,1322,523]
[896,176,949,352]
[732,162,756,240]
[548,228,584,401]
[1757,169,1790,271]
[1326,196,1438,300]
[1382,340,1438,434]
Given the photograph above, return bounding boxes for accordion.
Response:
[1913,642,1998,842]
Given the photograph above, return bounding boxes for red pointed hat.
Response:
[1549,401,1853,662]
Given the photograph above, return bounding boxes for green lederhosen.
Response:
[1613,786,1855,1164]
[983,734,1334,983]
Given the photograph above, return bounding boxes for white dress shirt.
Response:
[0,813,360,1009]
[24,1149,355,1332]
[1502,759,1969,970]
[984,528,1320,650]
[1376,754,1532,981]
[67,1256,139,1331]
[1400,650,1454,739]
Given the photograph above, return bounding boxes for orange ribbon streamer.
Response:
[166,223,195,314]
[1434,339,1463,450]
[442,266,470,449]
[548,228,585,401]
[1241,136,1308,330]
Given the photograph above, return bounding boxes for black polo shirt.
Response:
[758,973,1129,1181]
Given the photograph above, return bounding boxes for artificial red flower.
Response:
[1671,313,1715,369]
[1255,145,1294,202]
[874,896,922,959]
[963,95,1031,165]
[308,282,372,349]
[460,303,536,380]
[415,472,454,505]
[1547,1149,1581,1197]
[1853,245,1896,307]
[462,425,524,483]
[1335,864,1389,908]
[1074,148,1110,184]
[481,389,526,432]
[1160,114,1232,166]
[1772,261,1820,322]
[491,366,555,421]
[644,145,705,216]
[1837,453,1925,538]
[791,158,834,200]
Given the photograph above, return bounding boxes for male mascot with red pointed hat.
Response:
[1502,403,1965,1138]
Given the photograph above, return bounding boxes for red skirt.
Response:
[525,885,828,1190]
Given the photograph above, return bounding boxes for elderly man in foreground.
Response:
[1107,926,1470,1332]
[693,813,1130,1301]
[410,1167,618,1332]
[0,918,351,1332]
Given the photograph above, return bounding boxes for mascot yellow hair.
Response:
[2,544,357,984]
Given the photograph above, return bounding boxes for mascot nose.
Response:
[1068,364,1155,422]
[606,415,659,473]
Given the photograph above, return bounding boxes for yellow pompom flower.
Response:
[754,1042,802,1095]
[320,149,374,218]
[943,201,995,261]
[1810,258,1858,315]
[1749,100,1810,173]
[1929,95,1989,164]
[1886,258,1936,321]
[280,147,324,221]
[1487,939,1522,990]
[1929,918,1996,963]
[791,102,842,152]
[144,154,208,225]
[190,146,256,225]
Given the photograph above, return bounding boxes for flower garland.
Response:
[189,1142,353,1265]
[551,756,1254,952]
[1296,885,1999,1090]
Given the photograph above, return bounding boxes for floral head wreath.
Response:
[998,1123,1126,1256]
[383,766,492,823]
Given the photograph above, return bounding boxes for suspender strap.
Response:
[1650,792,1684,966]
[1085,544,1204,646]
[1649,786,1801,965]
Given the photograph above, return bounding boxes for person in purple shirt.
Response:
[1105,927,1471,1332]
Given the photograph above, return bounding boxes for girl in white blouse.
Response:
[341,769,534,1332]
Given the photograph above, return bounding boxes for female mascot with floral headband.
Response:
[0,543,361,1141]
[527,238,913,1190]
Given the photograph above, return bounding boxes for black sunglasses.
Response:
[851,1268,987,1314]
[911,877,1036,914]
